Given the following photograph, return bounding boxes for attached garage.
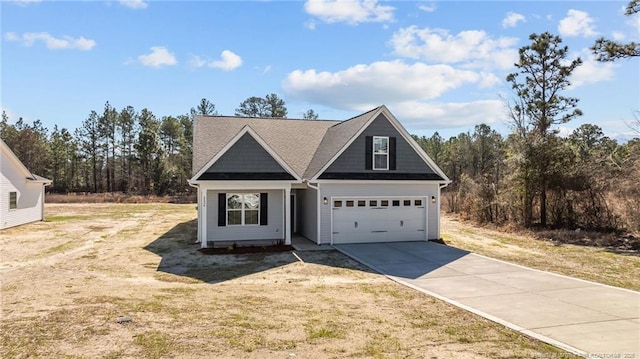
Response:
[331,197,427,244]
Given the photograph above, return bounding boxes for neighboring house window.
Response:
[9,192,17,209]
[227,193,260,225]
[373,136,389,170]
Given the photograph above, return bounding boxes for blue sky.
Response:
[1,0,638,140]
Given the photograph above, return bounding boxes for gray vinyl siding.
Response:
[323,114,436,175]
[299,188,318,242]
[206,189,284,242]
[205,133,287,173]
[318,183,440,244]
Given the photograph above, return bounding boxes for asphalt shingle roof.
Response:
[192,106,388,180]
[193,116,338,179]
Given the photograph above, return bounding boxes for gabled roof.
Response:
[303,106,381,179]
[192,116,339,179]
[0,138,52,184]
[191,105,450,183]
[192,125,302,181]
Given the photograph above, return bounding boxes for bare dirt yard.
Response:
[1,204,577,358]
[442,216,640,292]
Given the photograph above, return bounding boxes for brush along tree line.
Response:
[1,22,639,232]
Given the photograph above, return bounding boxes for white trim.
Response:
[191,180,296,190]
[284,187,291,245]
[290,192,297,234]
[377,106,450,183]
[372,136,389,171]
[310,107,384,181]
[201,190,208,248]
[0,138,52,184]
[315,179,448,185]
[305,181,322,245]
[310,105,450,183]
[190,125,302,182]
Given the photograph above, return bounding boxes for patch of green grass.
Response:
[102,351,124,359]
[228,334,267,352]
[305,320,346,340]
[42,241,78,255]
[134,331,172,359]
[158,287,197,295]
[46,215,91,222]
[363,333,405,358]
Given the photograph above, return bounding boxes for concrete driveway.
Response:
[334,241,640,357]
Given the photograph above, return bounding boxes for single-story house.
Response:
[188,105,450,247]
[1,138,52,230]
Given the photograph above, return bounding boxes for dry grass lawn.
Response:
[442,215,640,291]
[1,204,577,358]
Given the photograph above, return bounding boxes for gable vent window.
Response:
[9,192,17,210]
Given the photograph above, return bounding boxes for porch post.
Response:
[284,186,291,245]
[201,189,208,248]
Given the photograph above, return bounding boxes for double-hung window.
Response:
[227,193,260,225]
[373,136,389,170]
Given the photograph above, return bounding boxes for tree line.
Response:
[0,94,295,197]
[415,22,640,233]
[1,10,638,232]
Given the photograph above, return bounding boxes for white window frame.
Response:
[372,136,389,170]
[226,193,260,226]
[9,192,17,210]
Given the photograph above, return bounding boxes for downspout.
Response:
[437,182,450,240]
[188,180,201,244]
[304,180,322,245]
[42,181,51,222]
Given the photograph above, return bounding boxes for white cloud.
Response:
[612,31,626,41]
[558,9,597,37]
[138,46,177,68]
[6,0,41,6]
[190,50,242,71]
[390,100,506,129]
[210,50,243,71]
[4,32,96,50]
[282,60,498,109]
[417,3,436,13]
[502,12,526,28]
[119,0,148,9]
[556,126,574,138]
[389,26,518,70]
[305,20,317,30]
[304,0,395,25]
[569,49,616,88]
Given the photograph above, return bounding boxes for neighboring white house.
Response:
[0,138,52,230]
[189,105,450,248]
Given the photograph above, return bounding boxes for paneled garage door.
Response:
[331,197,426,244]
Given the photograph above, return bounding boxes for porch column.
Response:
[201,189,208,248]
[284,187,291,245]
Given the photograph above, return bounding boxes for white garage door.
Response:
[332,197,426,244]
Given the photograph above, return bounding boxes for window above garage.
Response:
[365,136,396,171]
[373,136,389,170]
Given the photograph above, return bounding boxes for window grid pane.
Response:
[244,210,259,225]
[227,210,241,225]
[374,154,388,170]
